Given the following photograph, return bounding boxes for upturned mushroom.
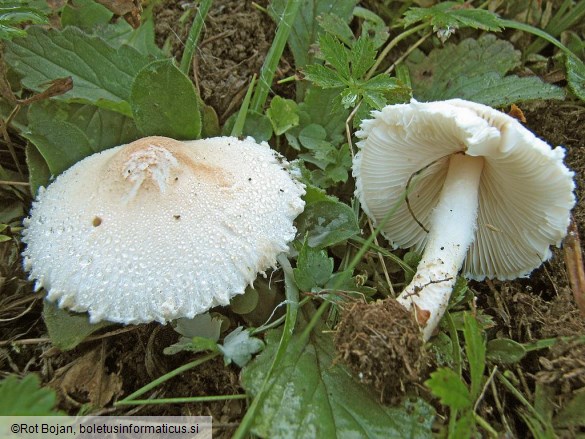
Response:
[22,136,305,324]
[353,99,575,340]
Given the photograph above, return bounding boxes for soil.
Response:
[154,0,276,121]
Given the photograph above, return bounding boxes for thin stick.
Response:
[564,216,585,317]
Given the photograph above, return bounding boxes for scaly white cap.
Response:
[22,136,305,324]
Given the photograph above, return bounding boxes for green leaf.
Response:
[230,287,260,315]
[407,34,563,105]
[463,312,486,399]
[28,101,141,153]
[269,0,357,69]
[425,368,472,410]
[23,118,94,176]
[554,392,585,428]
[566,55,585,101]
[351,35,377,79]
[5,26,152,115]
[317,33,351,79]
[42,301,115,351]
[266,96,300,135]
[130,60,201,139]
[404,3,503,34]
[317,13,354,47]
[444,72,564,106]
[303,64,346,88]
[293,238,334,290]
[219,327,264,368]
[242,329,435,438]
[0,5,48,41]
[61,0,112,30]
[0,374,61,415]
[298,123,328,150]
[25,143,50,195]
[486,338,527,364]
[295,198,359,249]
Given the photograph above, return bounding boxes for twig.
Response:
[563,216,585,317]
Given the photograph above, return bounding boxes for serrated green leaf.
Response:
[351,35,377,79]
[130,59,201,139]
[293,238,334,290]
[426,368,472,410]
[0,375,61,415]
[408,34,564,105]
[5,26,152,115]
[566,55,585,101]
[266,96,299,135]
[486,338,527,364]
[445,72,564,106]
[463,312,485,399]
[295,198,359,249]
[318,33,351,79]
[303,64,346,88]
[43,301,115,351]
[242,329,435,438]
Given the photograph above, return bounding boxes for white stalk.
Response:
[397,153,484,340]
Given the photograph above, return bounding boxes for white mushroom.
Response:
[22,136,305,324]
[354,99,575,340]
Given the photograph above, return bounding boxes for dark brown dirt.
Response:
[154,0,276,121]
[335,299,427,402]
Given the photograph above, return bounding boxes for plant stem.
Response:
[116,352,219,404]
[179,0,213,76]
[116,394,247,406]
[232,253,299,439]
[250,0,301,112]
[366,23,428,80]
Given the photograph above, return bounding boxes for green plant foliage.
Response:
[25,144,50,195]
[304,33,404,110]
[43,301,115,351]
[293,237,334,291]
[218,327,264,367]
[241,329,435,439]
[407,34,564,105]
[403,2,503,41]
[486,338,527,364]
[269,0,357,70]
[0,374,62,415]
[5,26,153,115]
[60,0,112,30]
[0,3,48,41]
[566,55,585,101]
[426,368,472,410]
[266,96,299,135]
[130,60,201,139]
[295,197,359,249]
[23,118,94,176]
[554,392,585,428]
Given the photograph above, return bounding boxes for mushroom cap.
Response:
[22,136,305,324]
[353,99,575,281]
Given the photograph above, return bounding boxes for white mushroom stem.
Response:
[397,153,485,341]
